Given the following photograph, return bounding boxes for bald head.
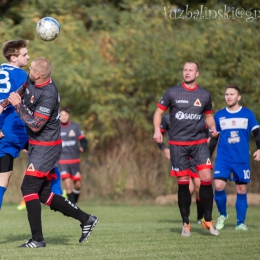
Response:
[32,57,52,79]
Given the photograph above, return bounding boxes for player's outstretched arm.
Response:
[252,127,260,161]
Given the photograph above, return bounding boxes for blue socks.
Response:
[0,186,7,209]
[236,193,248,226]
[214,189,227,216]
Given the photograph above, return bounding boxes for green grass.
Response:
[0,202,259,260]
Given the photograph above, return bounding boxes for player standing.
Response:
[2,57,98,247]
[209,85,260,230]
[0,40,29,209]
[153,62,219,236]
[157,113,204,224]
[59,107,88,204]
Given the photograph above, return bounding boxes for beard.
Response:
[184,78,196,84]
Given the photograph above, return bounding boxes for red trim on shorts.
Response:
[61,172,81,181]
[71,175,82,181]
[201,180,212,186]
[157,103,167,111]
[45,192,55,206]
[29,139,62,146]
[25,170,57,180]
[169,139,207,146]
[35,78,51,88]
[170,169,190,177]
[182,82,198,91]
[24,193,39,202]
[59,159,80,164]
[160,128,166,133]
[196,163,212,171]
[34,111,50,120]
[78,135,85,140]
[189,170,199,179]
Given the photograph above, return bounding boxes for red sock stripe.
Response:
[178,180,190,185]
[24,193,39,202]
[201,180,212,186]
[45,192,55,206]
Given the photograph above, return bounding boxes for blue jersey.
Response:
[0,63,28,158]
[214,106,259,163]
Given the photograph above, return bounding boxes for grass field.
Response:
[0,202,259,260]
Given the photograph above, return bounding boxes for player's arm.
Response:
[153,108,165,143]
[252,127,260,161]
[204,113,218,138]
[208,135,219,157]
[0,84,26,112]
[79,137,88,152]
[8,92,53,133]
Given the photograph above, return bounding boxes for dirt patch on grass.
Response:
[155,193,260,206]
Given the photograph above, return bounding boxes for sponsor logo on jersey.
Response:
[214,171,220,174]
[62,140,77,147]
[69,130,76,137]
[26,88,29,94]
[39,106,50,114]
[175,100,189,103]
[206,158,211,165]
[27,163,35,171]
[228,131,240,143]
[194,99,201,107]
[232,120,236,126]
[30,95,34,103]
[175,111,201,120]
[60,132,67,136]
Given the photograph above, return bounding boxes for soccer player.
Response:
[157,113,204,224]
[209,85,260,231]
[0,40,29,209]
[59,107,88,204]
[153,62,219,236]
[1,57,98,248]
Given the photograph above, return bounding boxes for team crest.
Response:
[30,95,35,103]
[194,99,201,107]
[206,158,211,165]
[69,130,75,137]
[27,163,35,171]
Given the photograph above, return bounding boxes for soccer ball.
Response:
[36,17,60,41]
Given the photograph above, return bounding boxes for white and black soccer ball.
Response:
[36,17,60,41]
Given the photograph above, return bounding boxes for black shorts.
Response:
[170,143,212,177]
[26,144,62,180]
[0,154,14,172]
[59,163,81,181]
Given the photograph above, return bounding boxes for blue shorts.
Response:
[213,160,250,183]
[0,109,28,158]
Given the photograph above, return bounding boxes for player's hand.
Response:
[0,105,3,115]
[163,148,170,159]
[8,92,21,106]
[0,130,4,138]
[153,130,163,143]
[79,147,84,153]
[253,149,260,161]
[210,126,218,138]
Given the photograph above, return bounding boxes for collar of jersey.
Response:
[225,106,242,113]
[35,78,51,88]
[182,82,198,91]
[0,63,20,68]
[61,121,71,127]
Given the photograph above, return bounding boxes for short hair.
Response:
[2,40,29,61]
[185,61,199,72]
[32,57,52,79]
[60,107,71,114]
[225,85,241,95]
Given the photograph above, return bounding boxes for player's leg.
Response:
[0,154,14,209]
[39,170,98,243]
[71,163,82,203]
[170,145,191,236]
[59,164,74,202]
[233,162,250,230]
[214,178,228,230]
[193,143,219,236]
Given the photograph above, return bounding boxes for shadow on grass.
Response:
[2,234,72,245]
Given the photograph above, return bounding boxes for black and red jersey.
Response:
[22,77,61,145]
[59,121,85,164]
[157,83,213,145]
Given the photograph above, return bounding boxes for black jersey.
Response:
[157,83,213,145]
[23,77,61,144]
